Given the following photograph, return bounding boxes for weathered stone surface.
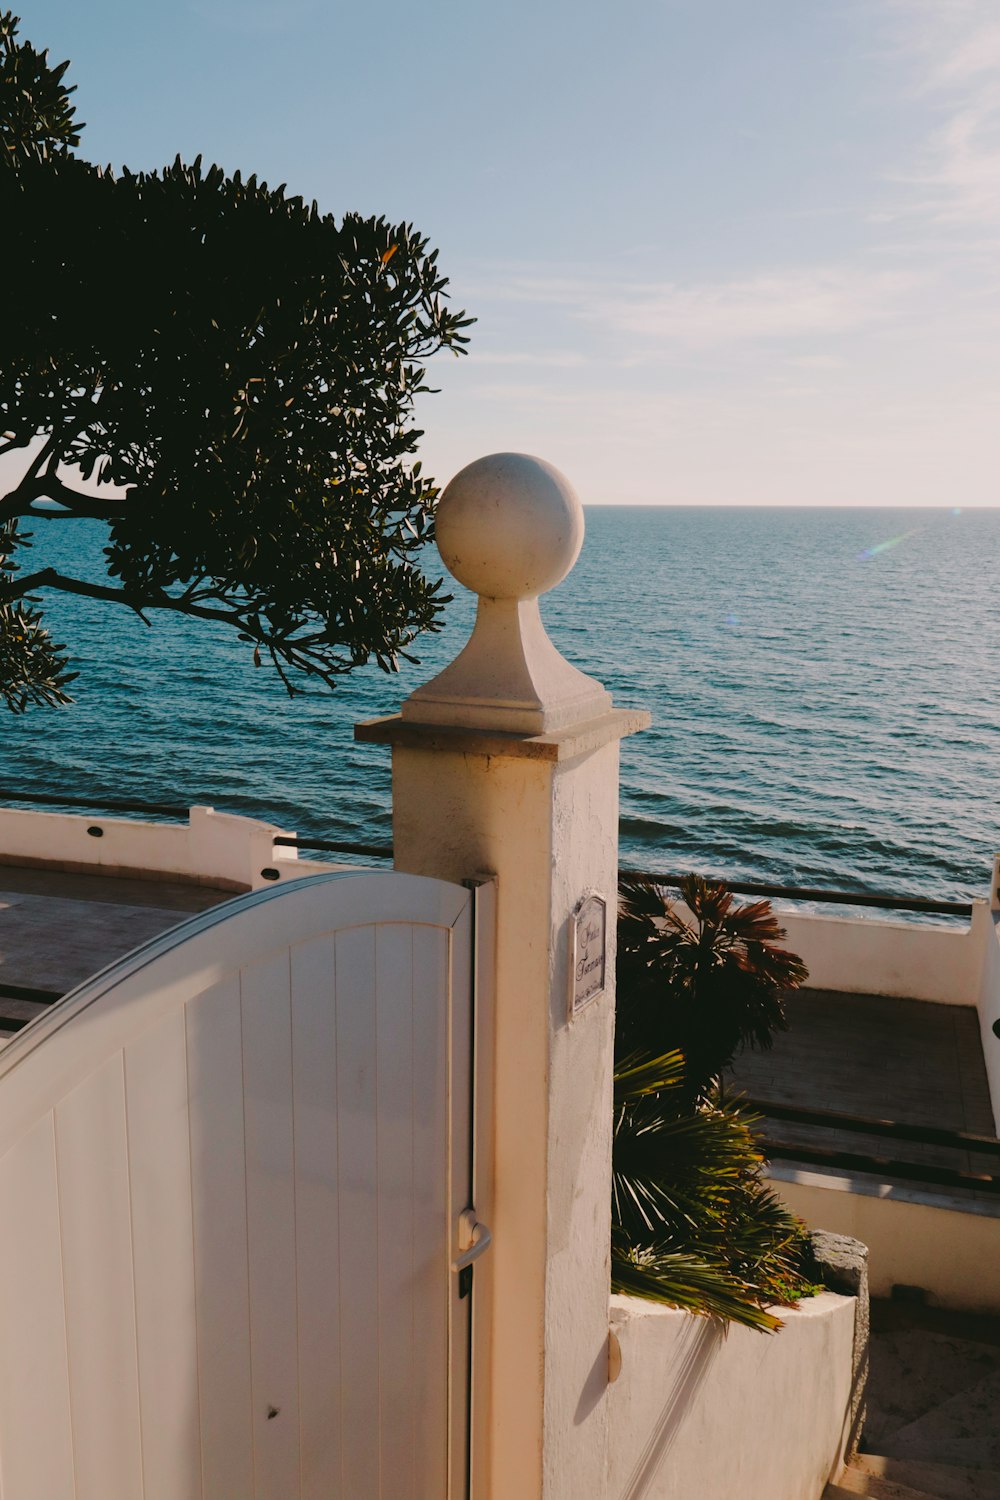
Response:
[809,1230,870,1459]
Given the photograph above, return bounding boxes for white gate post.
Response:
[357,453,648,1500]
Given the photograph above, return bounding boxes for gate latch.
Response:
[452,1209,492,1273]
[453,1209,491,1299]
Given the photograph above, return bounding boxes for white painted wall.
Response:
[774,1171,1000,1314]
[606,1292,855,1500]
[0,804,333,891]
[776,902,990,1006]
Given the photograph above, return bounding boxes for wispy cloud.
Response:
[886,1,1000,224]
[470,264,923,350]
[468,351,588,369]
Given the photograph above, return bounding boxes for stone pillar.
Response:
[356,453,648,1500]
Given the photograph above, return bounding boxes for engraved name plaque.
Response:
[570,892,607,1017]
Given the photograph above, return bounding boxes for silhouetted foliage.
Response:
[617,874,809,1101]
[0,12,470,712]
[0,10,81,164]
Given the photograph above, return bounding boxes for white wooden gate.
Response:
[0,869,492,1500]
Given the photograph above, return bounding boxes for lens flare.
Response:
[858,527,923,562]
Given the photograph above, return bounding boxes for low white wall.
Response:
[606,1291,855,1500]
[777,903,990,1006]
[774,1170,1000,1315]
[977,913,1000,1134]
[0,804,333,892]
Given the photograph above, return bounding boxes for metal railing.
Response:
[620,871,973,918]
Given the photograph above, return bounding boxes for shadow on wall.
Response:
[617,1316,724,1500]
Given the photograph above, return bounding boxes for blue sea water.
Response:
[1,506,998,904]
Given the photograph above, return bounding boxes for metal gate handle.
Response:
[452,1209,492,1273]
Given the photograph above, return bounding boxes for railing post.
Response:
[357,453,648,1500]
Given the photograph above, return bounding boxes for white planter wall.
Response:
[606,1292,855,1500]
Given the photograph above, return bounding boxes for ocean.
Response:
[1,506,997,906]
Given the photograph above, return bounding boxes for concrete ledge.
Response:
[354,707,651,762]
[773,1166,1000,1314]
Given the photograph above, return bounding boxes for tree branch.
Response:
[0,474,126,522]
[0,567,241,625]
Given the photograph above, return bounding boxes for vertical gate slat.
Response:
[375,925,416,1500]
[410,926,451,1494]
[187,976,254,1500]
[334,924,380,1498]
[0,1113,75,1500]
[241,950,301,1500]
[289,934,342,1500]
[55,1053,144,1500]
[125,1008,203,1500]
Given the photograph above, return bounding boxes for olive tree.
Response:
[0,12,471,711]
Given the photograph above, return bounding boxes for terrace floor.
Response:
[0,865,231,1035]
[728,987,999,1198]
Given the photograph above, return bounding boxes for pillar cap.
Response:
[402,453,613,734]
[435,452,584,601]
[356,707,651,762]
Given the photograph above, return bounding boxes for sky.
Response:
[20,0,1000,505]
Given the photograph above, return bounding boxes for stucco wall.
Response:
[775,1170,1000,1314]
[606,1291,855,1500]
[777,904,989,1006]
[0,804,332,891]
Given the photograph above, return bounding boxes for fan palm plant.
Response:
[617,874,809,1103]
[611,876,813,1331]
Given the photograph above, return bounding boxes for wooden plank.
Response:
[447,905,474,1500]
[55,1053,143,1500]
[125,1007,203,1500]
[375,925,416,1500]
[334,925,379,1499]
[187,976,253,1500]
[0,1114,75,1500]
[290,935,341,1500]
[241,949,301,1499]
[410,924,450,1495]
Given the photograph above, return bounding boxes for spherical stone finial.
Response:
[435,452,584,601]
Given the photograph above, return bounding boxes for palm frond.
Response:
[611,1240,783,1332]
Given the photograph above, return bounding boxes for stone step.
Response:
[877,1367,1000,1471]
[852,1455,1000,1500]
[865,1330,1000,1450]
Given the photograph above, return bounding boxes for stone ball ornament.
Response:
[435,452,585,602]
